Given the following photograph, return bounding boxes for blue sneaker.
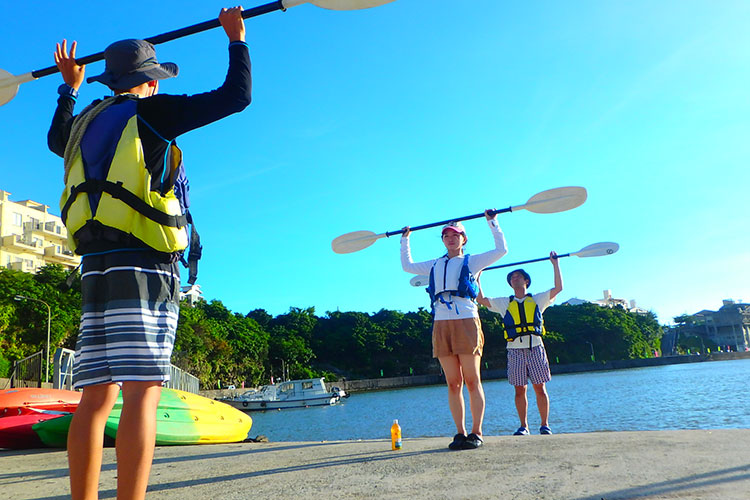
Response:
[513,427,530,436]
[540,425,553,435]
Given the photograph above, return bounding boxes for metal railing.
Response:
[51,348,200,394]
[9,351,43,388]
[167,365,200,393]
[53,348,75,390]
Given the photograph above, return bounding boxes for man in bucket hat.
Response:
[477,253,562,437]
[47,7,251,500]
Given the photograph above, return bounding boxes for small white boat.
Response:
[218,378,347,411]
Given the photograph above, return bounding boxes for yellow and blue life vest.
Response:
[60,98,188,255]
[503,294,545,344]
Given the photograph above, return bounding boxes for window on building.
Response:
[12,212,22,226]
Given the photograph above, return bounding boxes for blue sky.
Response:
[1,0,748,325]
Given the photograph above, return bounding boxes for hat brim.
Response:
[507,269,531,287]
[87,62,179,89]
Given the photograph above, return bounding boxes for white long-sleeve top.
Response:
[401,218,507,320]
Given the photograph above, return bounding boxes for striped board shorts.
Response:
[507,345,551,386]
[72,250,181,389]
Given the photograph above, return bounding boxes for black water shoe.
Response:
[448,433,467,450]
[462,433,484,449]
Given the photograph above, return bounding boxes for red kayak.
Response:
[0,411,68,449]
[0,388,81,416]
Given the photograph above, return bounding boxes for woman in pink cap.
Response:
[401,211,507,449]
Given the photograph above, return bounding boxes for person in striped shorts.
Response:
[47,7,251,500]
[477,252,562,436]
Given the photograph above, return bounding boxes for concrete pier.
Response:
[1,429,748,499]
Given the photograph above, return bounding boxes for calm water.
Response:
[247,359,750,442]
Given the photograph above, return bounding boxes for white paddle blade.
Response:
[573,242,619,258]
[520,186,587,214]
[285,0,396,10]
[331,230,383,254]
[410,275,429,287]
[0,69,21,107]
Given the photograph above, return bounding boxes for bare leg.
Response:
[438,355,466,435]
[68,383,121,500]
[532,383,549,427]
[458,354,484,436]
[116,381,162,500]
[514,385,528,428]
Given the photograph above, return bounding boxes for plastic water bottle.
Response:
[391,419,402,450]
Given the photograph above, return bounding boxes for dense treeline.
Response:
[1,265,663,388]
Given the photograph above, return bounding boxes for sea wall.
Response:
[330,351,750,394]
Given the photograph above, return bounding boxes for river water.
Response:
[246,359,750,442]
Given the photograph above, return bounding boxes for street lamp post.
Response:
[585,341,596,362]
[14,295,51,383]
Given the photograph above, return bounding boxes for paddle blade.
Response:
[293,0,397,10]
[410,275,429,287]
[572,242,619,258]
[332,231,383,254]
[0,69,20,107]
[521,186,587,214]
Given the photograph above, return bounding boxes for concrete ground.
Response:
[1,429,748,499]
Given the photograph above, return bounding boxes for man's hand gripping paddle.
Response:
[408,241,620,287]
[0,0,396,107]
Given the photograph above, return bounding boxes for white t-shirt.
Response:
[401,218,507,320]
[487,290,554,349]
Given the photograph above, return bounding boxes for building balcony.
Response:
[44,245,79,264]
[24,221,67,241]
[1,234,43,253]
[6,259,37,272]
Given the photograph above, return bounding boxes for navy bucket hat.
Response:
[87,39,179,89]
[507,268,531,287]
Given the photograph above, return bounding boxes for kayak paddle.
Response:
[332,186,587,254]
[0,0,396,107]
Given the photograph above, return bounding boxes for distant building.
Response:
[180,284,203,307]
[0,189,80,273]
[665,299,750,353]
[562,290,649,314]
[695,300,750,352]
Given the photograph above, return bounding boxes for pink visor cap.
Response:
[442,221,466,236]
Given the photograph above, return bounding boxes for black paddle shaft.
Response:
[384,206,511,238]
[30,1,285,79]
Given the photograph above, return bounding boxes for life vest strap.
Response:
[62,179,188,229]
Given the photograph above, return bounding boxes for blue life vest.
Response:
[426,254,478,310]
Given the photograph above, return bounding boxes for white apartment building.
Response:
[0,189,80,273]
[563,290,650,314]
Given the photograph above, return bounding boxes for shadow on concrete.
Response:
[584,464,750,500]
[35,445,445,500]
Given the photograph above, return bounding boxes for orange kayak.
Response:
[0,388,81,416]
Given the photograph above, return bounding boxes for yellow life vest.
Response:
[503,294,545,342]
[60,98,188,254]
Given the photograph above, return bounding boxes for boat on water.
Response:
[218,378,347,411]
